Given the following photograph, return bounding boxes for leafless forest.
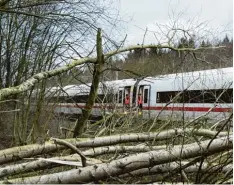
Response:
[0,0,232,184]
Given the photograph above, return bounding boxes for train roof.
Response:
[44,67,233,96]
[157,67,232,78]
[145,67,233,91]
[103,67,233,87]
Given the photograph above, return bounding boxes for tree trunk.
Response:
[3,136,231,184]
[0,155,101,178]
[73,28,104,137]
[120,162,232,178]
[0,128,229,165]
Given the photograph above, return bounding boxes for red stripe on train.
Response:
[56,104,232,113]
[143,106,232,112]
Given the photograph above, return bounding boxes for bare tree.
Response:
[0,0,122,145]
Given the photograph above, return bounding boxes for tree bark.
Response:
[0,128,229,164]
[0,57,96,100]
[0,155,101,178]
[73,28,104,137]
[120,162,232,178]
[0,145,166,178]
[3,136,232,184]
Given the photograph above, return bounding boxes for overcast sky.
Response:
[118,0,233,45]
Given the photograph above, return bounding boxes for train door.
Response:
[117,87,124,111]
[132,85,137,107]
[142,85,151,118]
[124,86,131,112]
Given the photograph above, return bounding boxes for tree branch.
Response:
[51,137,87,167]
[0,57,96,100]
[0,43,226,101]
[3,136,232,183]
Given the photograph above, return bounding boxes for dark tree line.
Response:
[109,35,233,79]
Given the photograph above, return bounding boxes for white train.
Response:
[45,67,233,122]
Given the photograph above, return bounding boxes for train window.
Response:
[95,94,104,103]
[47,93,119,104]
[95,94,115,103]
[106,93,115,103]
[74,95,89,103]
[47,96,61,103]
[156,91,179,103]
[215,89,233,103]
[66,96,75,103]
[50,96,73,103]
[118,90,123,103]
[144,89,148,103]
[156,88,233,104]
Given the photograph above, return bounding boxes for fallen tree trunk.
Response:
[0,138,82,165]
[3,136,232,184]
[0,145,166,178]
[70,128,229,148]
[120,162,232,178]
[0,156,101,178]
[0,129,230,165]
[83,144,167,156]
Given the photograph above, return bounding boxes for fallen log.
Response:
[0,145,166,178]
[0,138,81,165]
[0,129,230,165]
[0,155,101,178]
[83,144,167,156]
[2,136,232,184]
[120,162,232,178]
[0,129,231,164]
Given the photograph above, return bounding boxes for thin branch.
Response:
[0,8,54,19]
[0,109,20,113]
[51,137,87,167]
[105,44,226,60]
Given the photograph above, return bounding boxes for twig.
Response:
[206,113,233,150]
[181,170,190,183]
[51,137,87,167]
[60,127,74,133]
[142,27,148,46]
[0,109,20,113]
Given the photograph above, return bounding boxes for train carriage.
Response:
[45,67,233,122]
